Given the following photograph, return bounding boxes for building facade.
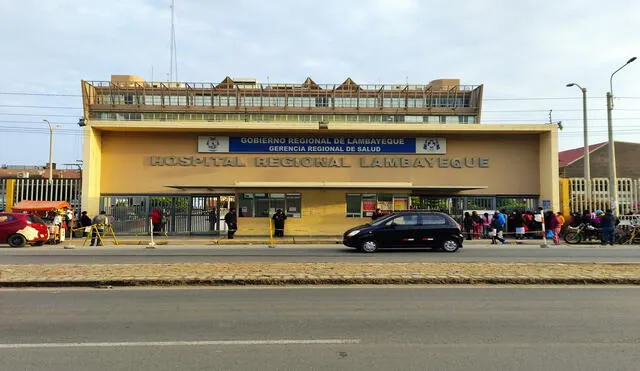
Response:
[80,75,558,236]
[559,141,640,179]
[558,141,640,214]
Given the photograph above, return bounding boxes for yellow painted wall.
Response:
[538,128,560,211]
[81,128,102,215]
[236,189,370,236]
[98,132,541,195]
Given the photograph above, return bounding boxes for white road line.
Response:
[0,339,361,349]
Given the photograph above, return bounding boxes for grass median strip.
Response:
[1,262,640,286]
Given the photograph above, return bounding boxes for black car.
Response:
[343,211,464,253]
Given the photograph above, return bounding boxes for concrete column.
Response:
[81,127,102,215]
[539,128,560,211]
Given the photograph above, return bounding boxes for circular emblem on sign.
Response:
[206,136,220,151]
[423,138,441,151]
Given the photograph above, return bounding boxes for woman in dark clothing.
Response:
[80,211,92,237]
[512,210,525,240]
[462,212,474,241]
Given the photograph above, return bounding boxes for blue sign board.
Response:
[197,136,448,154]
[230,136,417,154]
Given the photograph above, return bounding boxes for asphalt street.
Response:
[1,286,639,371]
[1,245,640,264]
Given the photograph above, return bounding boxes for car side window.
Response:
[0,215,14,223]
[421,215,446,225]
[385,214,419,226]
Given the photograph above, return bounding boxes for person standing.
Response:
[512,210,525,240]
[79,211,92,237]
[482,212,492,239]
[53,212,64,241]
[371,208,384,221]
[549,212,561,245]
[556,212,566,238]
[208,208,218,232]
[90,211,109,246]
[272,209,288,237]
[151,208,163,235]
[600,209,618,246]
[224,208,238,239]
[462,212,474,241]
[471,211,482,239]
[63,207,73,237]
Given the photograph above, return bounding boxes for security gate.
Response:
[190,196,220,234]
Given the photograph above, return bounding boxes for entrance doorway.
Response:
[189,195,235,234]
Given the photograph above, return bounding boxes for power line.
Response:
[0,113,80,118]
[0,104,81,110]
[0,120,79,126]
[0,92,80,97]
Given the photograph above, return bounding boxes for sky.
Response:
[0,0,639,167]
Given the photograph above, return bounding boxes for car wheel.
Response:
[8,234,27,248]
[361,239,379,253]
[441,239,459,253]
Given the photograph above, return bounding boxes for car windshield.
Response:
[26,215,45,224]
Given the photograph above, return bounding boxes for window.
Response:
[315,97,329,107]
[238,193,301,217]
[445,116,458,124]
[359,97,376,108]
[26,215,45,224]
[346,193,410,217]
[386,214,419,226]
[334,98,358,108]
[382,98,405,108]
[0,214,14,223]
[407,98,425,108]
[421,215,447,225]
[459,116,476,124]
[403,116,424,123]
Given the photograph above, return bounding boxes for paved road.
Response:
[1,286,639,371]
[1,245,640,264]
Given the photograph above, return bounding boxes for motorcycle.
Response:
[564,223,602,244]
[564,222,626,244]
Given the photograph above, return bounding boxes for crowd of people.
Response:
[463,208,566,245]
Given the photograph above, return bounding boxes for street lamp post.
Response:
[566,83,590,210]
[43,119,54,184]
[607,57,637,215]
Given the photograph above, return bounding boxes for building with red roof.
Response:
[559,141,640,178]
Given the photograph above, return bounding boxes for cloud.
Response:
[1,0,640,165]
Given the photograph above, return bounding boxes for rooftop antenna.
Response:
[169,0,178,81]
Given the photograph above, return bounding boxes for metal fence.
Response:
[100,195,230,235]
[0,178,81,210]
[567,178,640,214]
[411,196,539,223]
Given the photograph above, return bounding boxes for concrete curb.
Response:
[2,276,640,288]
